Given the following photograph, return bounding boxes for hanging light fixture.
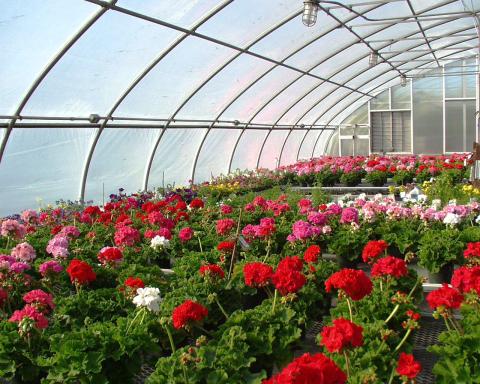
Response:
[369,51,379,67]
[303,1,319,27]
[400,74,407,87]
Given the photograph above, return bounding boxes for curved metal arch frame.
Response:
[297,32,478,158]
[223,2,388,176]
[188,3,383,183]
[255,0,463,169]
[309,42,479,157]
[0,1,114,165]
[324,45,479,128]
[0,0,478,200]
[313,36,478,127]
[78,0,234,201]
[146,9,304,189]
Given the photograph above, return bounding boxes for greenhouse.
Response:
[0,0,480,383]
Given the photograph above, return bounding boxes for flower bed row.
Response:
[197,154,470,199]
[1,180,479,382]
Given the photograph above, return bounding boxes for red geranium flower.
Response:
[277,256,303,272]
[426,283,463,310]
[371,256,408,279]
[66,259,96,286]
[464,242,480,260]
[451,266,480,294]
[124,276,145,291]
[199,264,225,279]
[97,246,123,266]
[325,269,372,301]
[189,198,204,209]
[262,352,346,384]
[272,268,306,296]
[216,219,236,236]
[172,300,208,330]
[320,317,363,353]
[0,288,7,306]
[304,245,321,264]
[362,240,388,263]
[272,256,306,295]
[217,241,235,253]
[396,352,422,379]
[243,262,274,288]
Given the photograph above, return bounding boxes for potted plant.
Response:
[417,228,464,283]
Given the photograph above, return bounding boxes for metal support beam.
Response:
[309,47,479,156]
[271,5,465,165]
[295,31,476,158]
[78,0,233,201]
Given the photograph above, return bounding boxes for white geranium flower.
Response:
[132,287,161,313]
[151,235,170,250]
[475,214,480,224]
[443,212,461,226]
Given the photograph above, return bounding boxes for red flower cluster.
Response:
[371,256,408,279]
[189,198,204,209]
[243,262,274,288]
[9,305,49,330]
[362,240,388,263]
[220,204,233,214]
[0,288,7,306]
[451,266,480,294]
[172,300,208,330]
[426,284,463,310]
[179,227,194,242]
[216,219,236,236]
[256,217,276,238]
[304,245,321,264]
[114,225,140,247]
[66,259,96,286]
[199,264,225,279]
[217,241,235,253]
[262,353,346,384]
[124,276,145,291]
[464,242,480,261]
[320,317,363,353]
[272,256,306,295]
[396,352,422,379]
[325,269,372,301]
[97,246,123,266]
[406,309,421,321]
[23,289,55,313]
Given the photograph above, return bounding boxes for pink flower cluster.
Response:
[245,195,290,217]
[288,220,322,242]
[241,218,276,241]
[21,210,38,224]
[46,236,69,258]
[9,305,49,330]
[145,228,172,240]
[114,225,140,247]
[179,227,194,242]
[1,219,26,239]
[59,225,80,239]
[11,242,36,263]
[38,260,64,277]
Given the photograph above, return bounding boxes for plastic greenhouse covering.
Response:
[0,0,479,215]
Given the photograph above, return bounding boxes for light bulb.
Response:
[369,51,378,67]
[303,1,319,27]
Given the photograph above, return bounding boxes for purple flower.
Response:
[10,262,30,274]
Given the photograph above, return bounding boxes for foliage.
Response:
[417,228,464,272]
